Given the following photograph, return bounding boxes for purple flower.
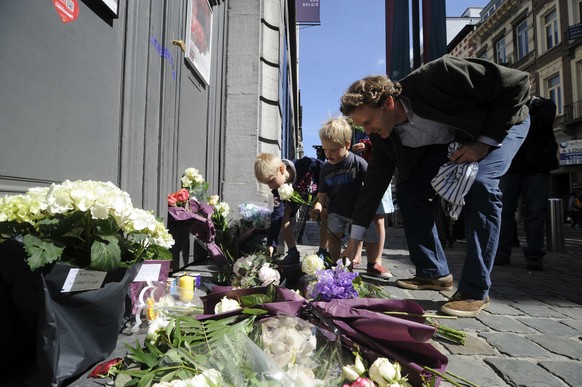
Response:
[310,264,359,301]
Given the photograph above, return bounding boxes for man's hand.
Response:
[450,141,490,163]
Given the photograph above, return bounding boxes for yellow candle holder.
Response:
[178,275,194,301]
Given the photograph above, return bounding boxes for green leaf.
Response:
[61,226,87,243]
[136,371,156,387]
[143,244,173,261]
[97,215,120,235]
[242,308,268,316]
[266,283,276,299]
[112,373,133,387]
[90,235,122,271]
[240,293,273,307]
[0,221,32,237]
[22,234,65,271]
[124,340,161,369]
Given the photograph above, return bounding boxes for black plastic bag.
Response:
[0,239,139,386]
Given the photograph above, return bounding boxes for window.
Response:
[544,9,559,50]
[515,19,528,60]
[576,61,582,102]
[547,74,563,114]
[495,37,507,64]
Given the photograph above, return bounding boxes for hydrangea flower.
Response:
[310,260,359,301]
[0,180,174,272]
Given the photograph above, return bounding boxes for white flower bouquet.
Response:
[278,183,312,206]
[251,315,348,386]
[0,179,174,272]
[238,202,272,228]
[231,253,280,288]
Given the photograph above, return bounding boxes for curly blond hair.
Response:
[254,153,282,184]
[340,75,402,115]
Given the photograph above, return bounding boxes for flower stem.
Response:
[423,366,479,387]
[383,312,466,345]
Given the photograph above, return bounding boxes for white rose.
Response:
[208,195,220,206]
[342,365,360,382]
[214,296,241,314]
[258,264,281,286]
[189,369,223,387]
[278,183,294,201]
[301,254,325,275]
[283,327,305,353]
[354,352,366,375]
[184,167,199,178]
[369,357,400,386]
[286,364,323,386]
[216,202,231,218]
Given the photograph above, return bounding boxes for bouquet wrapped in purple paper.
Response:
[310,298,448,386]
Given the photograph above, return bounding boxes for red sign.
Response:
[53,0,79,24]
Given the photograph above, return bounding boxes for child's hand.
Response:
[351,142,365,153]
[309,207,321,221]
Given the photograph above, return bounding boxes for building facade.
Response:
[0,1,300,233]
[448,0,582,201]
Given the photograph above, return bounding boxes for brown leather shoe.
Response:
[395,274,453,291]
[441,292,490,318]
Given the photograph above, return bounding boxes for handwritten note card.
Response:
[61,269,107,293]
[133,263,162,282]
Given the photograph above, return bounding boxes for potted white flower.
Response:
[0,179,175,386]
[0,179,174,271]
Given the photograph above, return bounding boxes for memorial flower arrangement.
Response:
[167,167,234,267]
[180,167,208,200]
[91,281,475,387]
[208,194,231,233]
[0,179,174,272]
[231,253,280,288]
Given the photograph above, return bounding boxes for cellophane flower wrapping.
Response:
[238,203,272,229]
[249,315,349,387]
[184,329,297,386]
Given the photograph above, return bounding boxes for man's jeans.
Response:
[498,173,550,258]
[397,117,530,300]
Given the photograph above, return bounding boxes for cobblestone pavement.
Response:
[71,220,582,387]
[296,220,582,387]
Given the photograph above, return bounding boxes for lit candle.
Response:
[178,275,194,301]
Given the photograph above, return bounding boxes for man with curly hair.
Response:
[339,55,531,318]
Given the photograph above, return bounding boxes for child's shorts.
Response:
[327,212,378,243]
[376,185,394,215]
